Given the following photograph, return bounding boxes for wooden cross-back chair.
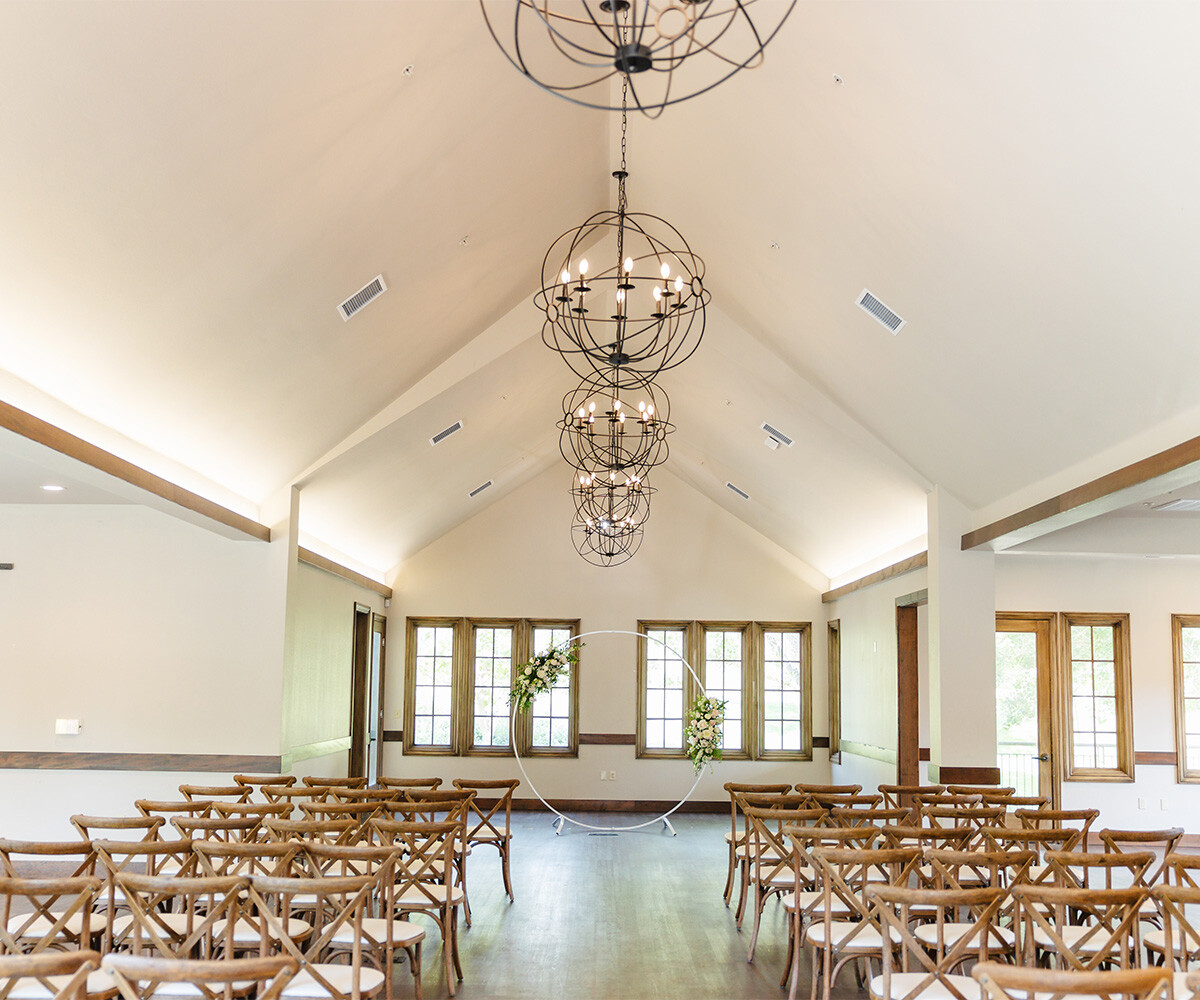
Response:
[911,793,982,818]
[806,846,922,1000]
[1101,829,1187,887]
[0,877,102,955]
[109,872,244,960]
[741,806,824,961]
[70,815,162,844]
[779,826,880,1000]
[921,805,1007,849]
[211,802,293,824]
[92,838,198,942]
[1011,884,1146,970]
[178,786,251,805]
[920,849,1036,963]
[370,819,465,997]
[451,778,520,902]
[233,774,296,799]
[134,800,212,821]
[244,874,384,1000]
[1017,809,1100,850]
[297,803,392,846]
[258,786,328,818]
[973,961,1171,1000]
[1043,850,1155,892]
[300,776,367,791]
[0,840,96,880]
[809,794,882,818]
[261,818,358,848]
[300,844,425,1000]
[398,791,475,924]
[1149,883,1200,983]
[981,825,1083,874]
[101,953,298,1000]
[192,841,300,881]
[0,949,101,1000]
[879,825,972,854]
[869,884,1009,1000]
[731,792,811,924]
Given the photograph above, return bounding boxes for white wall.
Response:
[0,504,286,839]
[385,466,829,802]
[995,552,1200,832]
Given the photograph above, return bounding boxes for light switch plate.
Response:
[55,718,81,735]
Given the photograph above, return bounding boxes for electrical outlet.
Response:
[608,770,617,781]
[1138,797,1147,810]
[599,770,606,781]
[393,710,403,720]
[54,719,81,735]
[1161,798,1169,810]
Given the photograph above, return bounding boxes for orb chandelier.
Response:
[571,468,655,529]
[571,510,645,567]
[558,367,673,477]
[479,0,796,118]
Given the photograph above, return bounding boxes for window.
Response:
[1172,614,1200,782]
[636,620,811,761]
[404,617,579,756]
[1061,612,1133,781]
[827,619,841,763]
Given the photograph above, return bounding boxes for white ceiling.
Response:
[3,1,1199,582]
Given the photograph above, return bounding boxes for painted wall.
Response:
[826,567,928,792]
[385,465,829,801]
[995,552,1200,832]
[0,504,286,839]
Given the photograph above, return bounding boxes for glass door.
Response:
[995,613,1056,804]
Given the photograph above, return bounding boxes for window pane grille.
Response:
[763,629,803,752]
[413,624,455,747]
[1069,624,1118,770]
[472,625,513,749]
[644,628,686,750]
[703,628,744,752]
[530,626,573,749]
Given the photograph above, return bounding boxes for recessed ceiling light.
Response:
[41,484,65,492]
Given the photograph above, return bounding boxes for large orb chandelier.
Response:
[536,168,708,380]
[558,366,673,477]
[480,0,796,118]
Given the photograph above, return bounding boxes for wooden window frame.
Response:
[403,616,581,759]
[635,618,812,762]
[1172,614,1200,783]
[1058,612,1134,782]
[828,619,841,764]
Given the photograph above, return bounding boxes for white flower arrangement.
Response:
[510,641,584,714]
[685,695,727,773]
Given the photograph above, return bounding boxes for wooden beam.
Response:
[298,547,391,599]
[0,399,270,542]
[962,432,1200,551]
[822,552,928,604]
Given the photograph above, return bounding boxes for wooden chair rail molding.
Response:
[0,751,281,772]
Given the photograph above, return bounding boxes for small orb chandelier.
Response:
[536,168,708,380]
[479,0,796,118]
[571,468,655,530]
[558,367,673,477]
[571,510,645,567]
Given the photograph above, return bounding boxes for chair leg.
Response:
[459,858,471,928]
[779,919,794,982]
[450,908,463,981]
[407,941,423,1000]
[501,844,514,902]
[747,883,764,961]
[723,844,736,905]
[735,857,750,928]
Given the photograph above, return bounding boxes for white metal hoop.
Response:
[510,628,706,833]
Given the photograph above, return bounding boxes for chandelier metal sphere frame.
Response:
[571,510,645,567]
[571,468,655,528]
[557,366,673,477]
[479,0,796,118]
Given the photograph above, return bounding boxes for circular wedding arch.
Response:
[510,629,706,833]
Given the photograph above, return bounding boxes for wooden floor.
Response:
[429,811,860,1000]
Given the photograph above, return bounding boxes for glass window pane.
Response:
[1091,626,1114,661]
[1070,626,1092,660]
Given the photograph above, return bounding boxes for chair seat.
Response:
[328,917,426,947]
[4,969,117,999]
[1031,922,1119,954]
[279,965,385,998]
[913,922,1015,950]
[1144,928,1199,957]
[110,912,204,939]
[210,916,313,944]
[784,891,852,916]
[468,831,510,842]
[6,912,97,939]
[805,921,902,949]
[396,885,465,907]
[917,863,989,886]
[869,972,978,1000]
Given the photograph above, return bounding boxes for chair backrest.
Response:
[297,801,391,842]
[324,787,402,803]
[451,778,520,843]
[300,776,367,790]
[871,884,1008,1000]
[369,819,459,907]
[170,816,262,845]
[0,949,101,1000]
[211,802,292,823]
[70,815,162,842]
[112,873,245,958]
[880,824,973,852]
[260,817,357,846]
[1163,851,1200,889]
[913,792,982,814]
[257,785,327,815]
[946,785,1015,797]
[808,793,882,815]
[828,807,909,828]
[378,776,443,791]
[922,805,1007,844]
[101,953,298,1000]
[178,786,251,804]
[794,783,863,796]
[743,807,824,891]
[0,876,101,953]
[134,800,212,820]
[233,774,296,797]
[1100,828,1186,885]
[0,839,96,879]
[973,961,1170,1000]
[925,848,1037,890]
[1042,850,1154,891]
[298,842,399,883]
[986,794,1048,813]
[399,789,475,835]
[1154,883,1200,974]
[191,841,300,879]
[1011,884,1146,969]
[878,784,945,811]
[981,825,1082,860]
[1017,808,1100,849]
[810,846,922,952]
[93,838,197,881]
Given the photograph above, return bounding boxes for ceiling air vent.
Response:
[761,421,794,447]
[429,420,464,447]
[1152,498,1200,512]
[726,482,750,500]
[338,275,387,321]
[856,288,906,334]
[468,480,493,499]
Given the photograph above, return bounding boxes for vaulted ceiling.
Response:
[3,1,1199,585]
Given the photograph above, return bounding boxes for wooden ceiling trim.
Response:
[298,546,392,599]
[0,399,270,542]
[822,551,928,604]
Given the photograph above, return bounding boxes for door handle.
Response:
[1031,753,1049,761]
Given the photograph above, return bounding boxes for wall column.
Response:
[927,486,999,784]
